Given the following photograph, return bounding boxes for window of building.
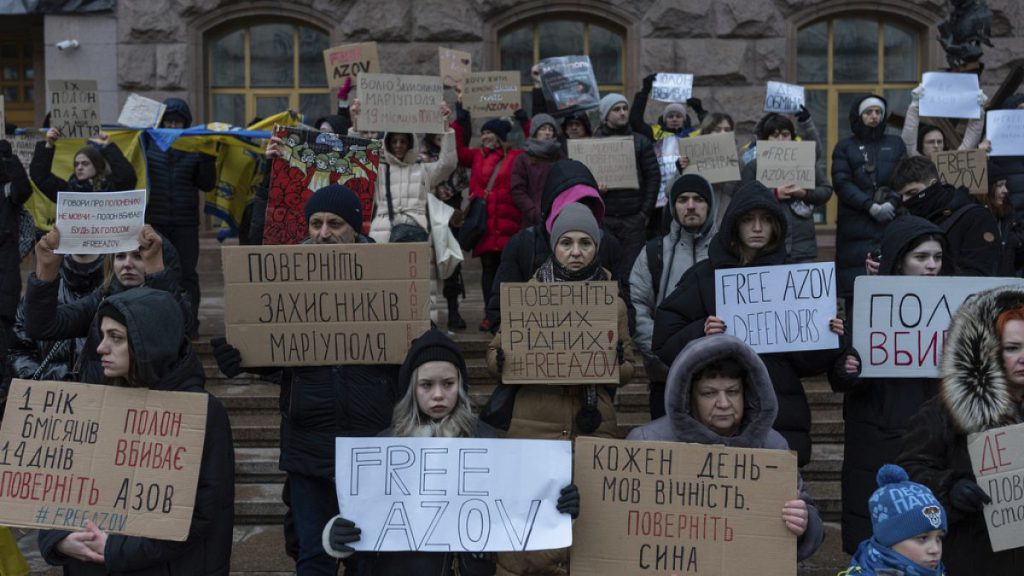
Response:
[0,33,36,128]
[797,15,922,224]
[498,18,625,114]
[207,22,330,127]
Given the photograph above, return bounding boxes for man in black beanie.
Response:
[211,183,400,575]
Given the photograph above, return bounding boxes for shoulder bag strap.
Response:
[483,155,505,198]
[384,163,396,223]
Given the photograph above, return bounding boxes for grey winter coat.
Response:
[627,334,824,562]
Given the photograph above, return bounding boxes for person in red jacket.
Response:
[452,89,526,331]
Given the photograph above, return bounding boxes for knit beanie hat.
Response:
[664,102,687,118]
[859,97,886,117]
[481,118,511,141]
[398,328,469,391]
[599,93,628,121]
[869,464,947,546]
[549,202,600,253]
[670,173,714,207]
[304,184,364,233]
[530,114,558,138]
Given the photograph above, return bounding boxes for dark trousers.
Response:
[153,224,200,330]
[288,472,340,576]
[480,252,502,310]
[604,213,646,275]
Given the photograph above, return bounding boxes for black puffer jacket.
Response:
[0,146,31,322]
[483,159,629,328]
[22,237,189,385]
[899,285,1024,575]
[652,182,840,466]
[38,288,234,575]
[902,182,1000,276]
[29,140,137,200]
[144,99,217,228]
[831,95,906,297]
[8,255,105,381]
[827,215,947,554]
[591,124,660,218]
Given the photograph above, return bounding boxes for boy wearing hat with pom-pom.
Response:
[842,464,947,576]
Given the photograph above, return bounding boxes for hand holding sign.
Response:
[34,228,63,282]
[138,225,164,273]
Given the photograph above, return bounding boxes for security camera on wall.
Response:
[56,40,80,51]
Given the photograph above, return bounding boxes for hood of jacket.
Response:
[708,180,788,267]
[878,214,950,276]
[561,111,592,137]
[163,98,193,128]
[848,94,890,141]
[101,287,195,391]
[381,132,419,166]
[940,285,1024,434]
[60,255,105,293]
[663,335,778,446]
[313,115,352,136]
[540,159,600,223]
[901,181,964,223]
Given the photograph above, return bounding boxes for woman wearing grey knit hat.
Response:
[510,113,564,228]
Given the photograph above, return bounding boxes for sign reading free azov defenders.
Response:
[223,243,431,366]
[500,281,618,384]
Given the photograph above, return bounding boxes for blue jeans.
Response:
[288,472,340,576]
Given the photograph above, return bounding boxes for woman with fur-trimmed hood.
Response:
[898,285,1024,574]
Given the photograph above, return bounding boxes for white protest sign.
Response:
[852,276,1024,378]
[968,422,1024,552]
[55,190,146,254]
[651,73,693,103]
[920,72,981,120]
[716,262,838,353]
[335,437,573,552]
[118,93,166,129]
[357,73,446,134]
[986,110,1024,157]
[764,81,805,114]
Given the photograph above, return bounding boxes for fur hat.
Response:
[869,464,947,546]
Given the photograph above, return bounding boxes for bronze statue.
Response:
[938,0,993,69]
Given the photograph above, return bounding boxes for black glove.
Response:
[328,517,361,553]
[0,140,11,158]
[513,108,529,125]
[642,73,657,93]
[495,348,505,374]
[557,484,580,519]
[616,340,625,365]
[686,97,705,115]
[211,336,243,378]
[950,479,991,513]
[796,105,811,123]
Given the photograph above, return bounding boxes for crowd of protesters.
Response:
[1,61,1023,575]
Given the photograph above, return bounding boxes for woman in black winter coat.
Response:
[22,225,191,385]
[38,287,234,575]
[828,215,951,554]
[898,285,1024,575]
[651,180,843,466]
[0,138,31,388]
[322,328,578,575]
[30,129,137,199]
[831,94,906,306]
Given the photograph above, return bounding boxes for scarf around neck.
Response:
[536,256,604,283]
[523,137,562,160]
[845,538,944,576]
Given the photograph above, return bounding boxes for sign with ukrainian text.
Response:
[0,379,207,541]
[48,80,100,139]
[852,276,1024,377]
[968,422,1024,552]
[571,437,797,576]
[54,190,146,255]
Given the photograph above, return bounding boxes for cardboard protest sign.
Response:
[764,81,805,114]
[716,263,838,353]
[852,276,1024,378]
[537,56,599,115]
[222,243,431,366]
[651,73,693,103]
[356,73,445,134]
[920,72,982,119]
[263,126,380,245]
[117,93,166,129]
[48,80,100,139]
[54,190,146,254]
[933,149,988,196]
[499,281,619,385]
[463,71,521,118]
[9,133,37,167]
[679,132,741,183]
[986,110,1024,157]
[572,437,798,576]
[323,42,380,89]
[335,437,573,552]
[968,422,1024,552]
[0,379,207,540]
[755,140,816,190]
[439,47,472,88]
[568,137,639,190]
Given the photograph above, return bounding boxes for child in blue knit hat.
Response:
[841,464,947,576]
